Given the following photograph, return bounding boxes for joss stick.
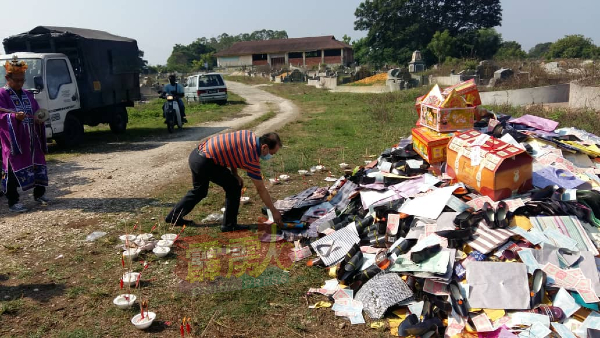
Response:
[170,209,184,232]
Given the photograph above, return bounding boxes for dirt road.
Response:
[0,82,299,244]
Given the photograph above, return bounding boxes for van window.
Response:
[198,75,224,87]
[46,59,72,99]
[189,76,197,87]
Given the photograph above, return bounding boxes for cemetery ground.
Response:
[1,82,599,337]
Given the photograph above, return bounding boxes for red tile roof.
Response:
[215,36,352,57]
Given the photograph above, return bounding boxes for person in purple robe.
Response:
[0,56,49,212]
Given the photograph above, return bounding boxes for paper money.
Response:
[521,322,551,338]
[551,323,577,338]
[467,195,495,210]
[576,279,600,303]
[542,263,562,277]
[518,249,541,274]
[423,279,449,296]
[552,288,581,318]
[387,213,400,236]
[289,246,312,262]
[349,313,365,325]
[470,313,494,332]
[308,288,331,295]
[333,289,351,301]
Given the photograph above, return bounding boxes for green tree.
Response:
[166,51,190,73]
[548,35,599,59]
[342,34,352,45]
[528,42,553,59]
[451,28,502,60]
[427,30,455,64]
[354,0,502,65]
[352,37,371,65]
[495,41,527,60]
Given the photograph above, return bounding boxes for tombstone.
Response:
[494,68,514,80]
[476,60,498,80]
[408,50,426,73]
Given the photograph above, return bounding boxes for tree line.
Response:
[352,0,600,67]
[148,29,288,73]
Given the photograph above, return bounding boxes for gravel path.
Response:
[0,82,299,246]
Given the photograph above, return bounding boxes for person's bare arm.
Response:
[252,178,282,225]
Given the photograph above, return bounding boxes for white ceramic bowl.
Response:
[137,233,153,241]
[161,233,177,241]
[315,165,325,171]
[153,246,170,258]
[269,178,280,185]
[119,234,136,243]
[122,248,139,260]
[156,239,174,248]
[240,196,250,204]
[298,170,308,175]
[279,174,290,181]
[122,272,140,286]
[113,294,137,309]
[339,163,350,169]
[131,311,156,330]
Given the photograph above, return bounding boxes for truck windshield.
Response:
[0,58,43,91]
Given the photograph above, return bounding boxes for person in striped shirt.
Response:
[165,130,283,231]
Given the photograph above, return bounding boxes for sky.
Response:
[1,0,599,65]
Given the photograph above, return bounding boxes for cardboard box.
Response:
[441,79,482,106]
[412,127,454,164]
[446,130,533,201]
[415,94,426,126]
[419,104,475,132]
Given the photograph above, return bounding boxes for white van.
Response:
[184,73,228,104]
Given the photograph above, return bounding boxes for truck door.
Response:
[45,57,80,134]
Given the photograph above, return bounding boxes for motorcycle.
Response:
[160,91,183,133]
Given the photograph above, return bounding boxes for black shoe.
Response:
[221,225,250,232]
[182,117,188,123]
[165,217,194,226]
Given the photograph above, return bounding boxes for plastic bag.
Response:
[86,231,107,242]
[201,213,223,223]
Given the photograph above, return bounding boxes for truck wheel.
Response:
[110,107,128,134]
[56,114,84,147]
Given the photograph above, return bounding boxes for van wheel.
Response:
[56,114,84,147]
[110,106,128,134]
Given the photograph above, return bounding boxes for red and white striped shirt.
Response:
[199,130,262,180]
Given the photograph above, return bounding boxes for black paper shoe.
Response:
[530,269,547,309]
[495,201,509,229]
[448,280,469,317]
[411,244,442,263]
[482,202,496,229]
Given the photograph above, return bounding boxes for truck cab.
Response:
[0,52,80,140]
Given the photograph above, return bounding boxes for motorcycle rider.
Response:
[162,74,187,123]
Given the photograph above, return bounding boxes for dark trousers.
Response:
[5,166,45,207]
[178,98,186,117]
[166,149,241,227]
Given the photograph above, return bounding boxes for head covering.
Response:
[4,55,28,75]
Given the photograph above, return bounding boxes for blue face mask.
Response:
[260,153,273,161]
